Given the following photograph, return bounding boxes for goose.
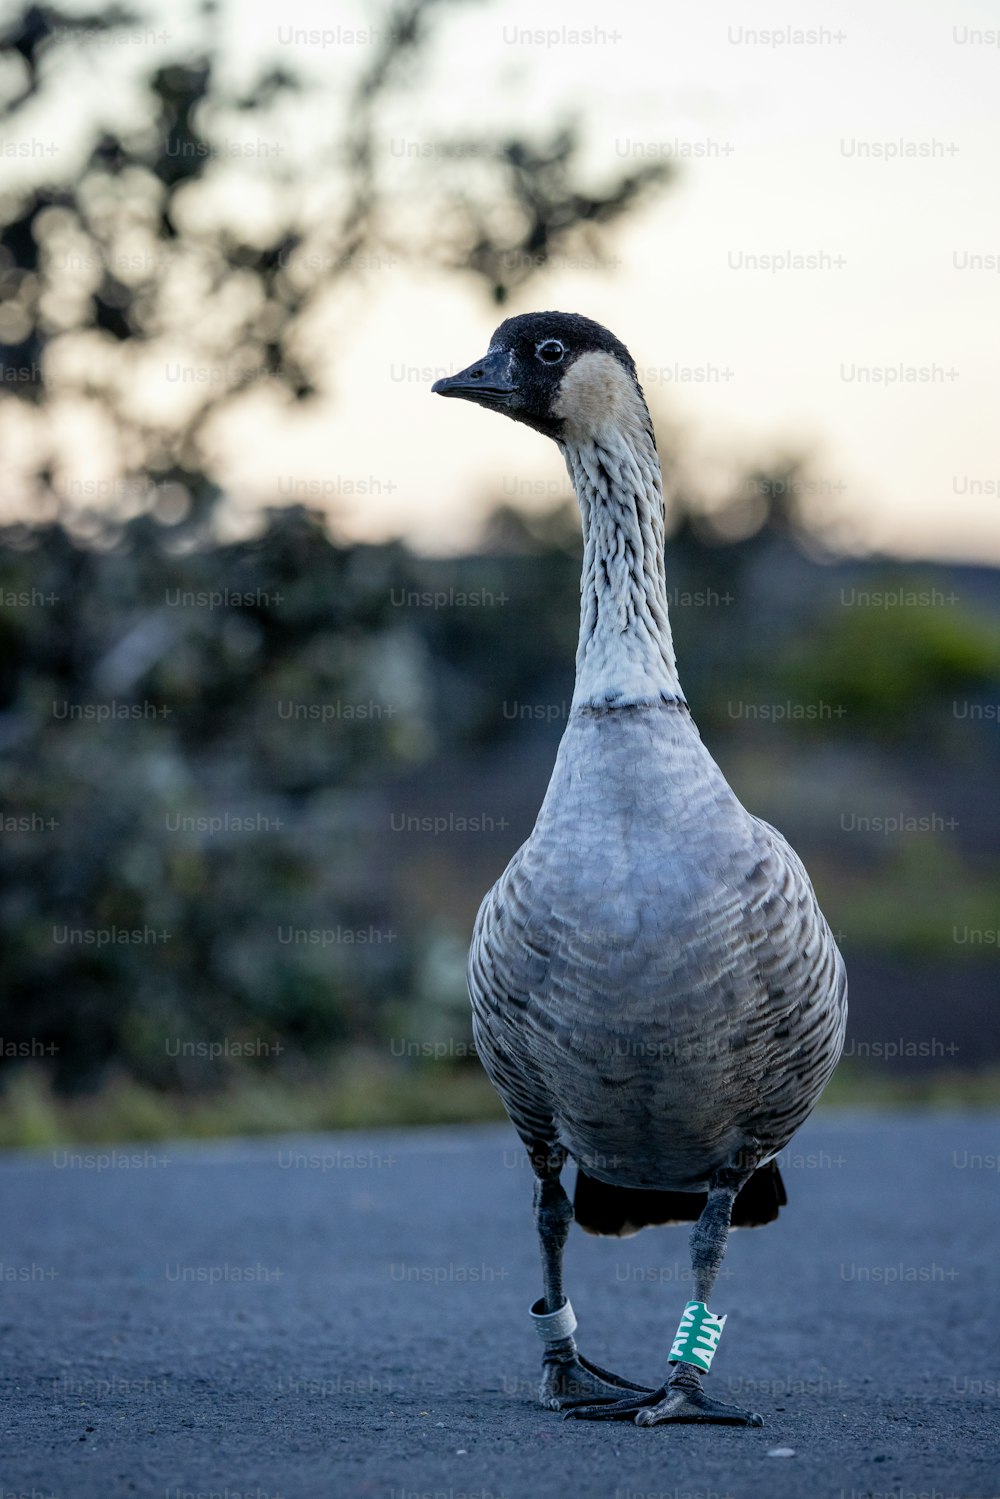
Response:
[431,312,847,1427]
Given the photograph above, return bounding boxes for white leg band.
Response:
[529,1296,578,1344]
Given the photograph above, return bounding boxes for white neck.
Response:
[561,420,683,712]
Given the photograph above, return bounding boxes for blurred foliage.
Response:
[1,502,998,1124]
[0,2,996,1138]
[823,841,1000,959]
[2,1055,999,1150]
[0,506,548,1093]
[777,580,1000,742]
[0,503,590,1098]
[0,0,671,529]
[0,1054,506,1148]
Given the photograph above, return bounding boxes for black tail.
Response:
[573,1160,787,1237]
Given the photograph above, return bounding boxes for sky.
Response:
[2,0,1000,561]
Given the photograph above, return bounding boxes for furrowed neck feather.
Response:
[548,349,682,712]
[562,422,682,712]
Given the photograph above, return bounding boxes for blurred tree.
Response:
[3,505,997,1105]
[0,509,421,1092]
[1,5,996,1131]
[0,0,672,532]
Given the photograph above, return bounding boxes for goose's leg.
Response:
[530,1143,653,1411]
[566,1168,764,1426]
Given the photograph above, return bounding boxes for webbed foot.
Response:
[540,1350,653,1411]
[564,1364,763,1426]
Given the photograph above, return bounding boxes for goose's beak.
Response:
[432,348,515,410]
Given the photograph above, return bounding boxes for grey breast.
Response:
[467,701,847,1193]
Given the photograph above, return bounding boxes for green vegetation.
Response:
[776,578,1000,741]
[0,6,996,1143]
[1,508,997,1139]
[823,841,1000,959]
[0,1058,505,1149]
[818,1063,1000,1110]
[2,1055,996,1150]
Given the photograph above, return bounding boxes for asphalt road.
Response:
[1,1112,998,1499]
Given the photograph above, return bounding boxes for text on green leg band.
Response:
[669,1300,727,1373]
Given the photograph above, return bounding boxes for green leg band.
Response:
[669,1300,727,1374]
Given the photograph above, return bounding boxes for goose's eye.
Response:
[535,339,566,364]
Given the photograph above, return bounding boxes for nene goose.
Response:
[431,312,847,1427]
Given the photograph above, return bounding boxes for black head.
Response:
[431,311,646,442]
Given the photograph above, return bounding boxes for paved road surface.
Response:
[1,1112,998,1498]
